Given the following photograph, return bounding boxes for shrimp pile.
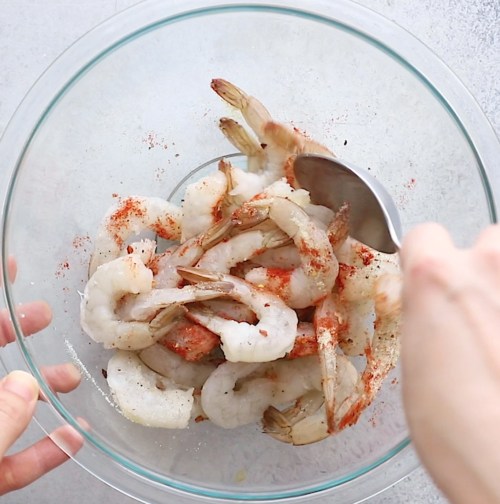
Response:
[80,79,402,445]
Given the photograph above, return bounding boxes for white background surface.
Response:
[1,0,499,502]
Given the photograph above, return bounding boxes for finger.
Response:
[0,371,39,458]
[400,222,455,272]
[39,363,82,395]
[473,224,500,249]
[6,256,17,284]
[0,425,83,495]
[0,301,52,347]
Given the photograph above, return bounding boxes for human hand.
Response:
[0,257,83,495]
[400,223,500,504]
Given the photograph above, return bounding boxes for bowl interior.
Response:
[2,3,493,500]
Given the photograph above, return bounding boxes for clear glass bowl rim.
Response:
[1,0,500,502]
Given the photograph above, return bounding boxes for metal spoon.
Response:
[293,154,402,254]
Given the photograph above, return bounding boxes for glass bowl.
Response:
[1,0,500,502]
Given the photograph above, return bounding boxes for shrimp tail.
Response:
[200,216,234,249]
[219,118,266,173]
[314,294,340,434]
[177,266,221,284]
[232,202,270,230]
[211,79,249,109]
[327,202,351,253]
[261,406,293,443]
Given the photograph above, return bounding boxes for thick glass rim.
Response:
[1,0,499,501]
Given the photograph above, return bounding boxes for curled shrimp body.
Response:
[195,228,289,274]
[153,217,233,288]
[119,239,157,264]
[181,170,228,242]
[89,196,182,276]
[201,362,275,429]
[262,355,360,445]
[251,244,301,270]
[240,197,338,309]
[81,254,231,350]
[139,344,216,390]
[337,273,402,431]
[336,238,400,303]
[218,158,266,216]
[201,355,322,429]
[82,255,162,350]
[107,351,195,428]
[178,267,298,363]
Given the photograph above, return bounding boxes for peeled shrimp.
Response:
[201,362,274,429]
[211,79,335,186]
[338,299,375,357]
[181,170,227,242]
[262,355,360,445]
[314,294,342,434]
[336,239,400,303]
[240,197,338,309]
[89,196,182,276]
[153,217,233,288]
[119,239,157,264]
[81,254,231,350]
[195,228,289,274]
[337,273,402,431]
[139,344,216,390]
[218,158,266,215]
[250,244,301,270]
[107,351,195,428]
[178,267,298,362]
[201,355,322,429]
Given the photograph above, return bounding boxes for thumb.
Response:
[0,371,39,459]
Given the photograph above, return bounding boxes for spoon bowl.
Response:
[294,154,403,253]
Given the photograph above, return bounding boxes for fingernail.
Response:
[63,363,82,383]
[2,371,39,402]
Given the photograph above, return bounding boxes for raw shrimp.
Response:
[326,202,350,253]
[304,204,335,232]
[139,344,216,389]
[177,267,298,362]
[338,299,375,357]
[239,197,338,309]
[200,299,257,324]
[336,239,400,303]
[89,196,182,276]
[107,351,195,428]
[211,79,335,186]
[251,244,301,269]
[119,238,157,264]
[195,228,289,274]
[262,121,336,188]
[153,217,233,288]
[262,355,361,445]
[219,118,266,173]
[123,281,233,322]
[337,273,402,431]
[181,170,227,242]
[201,355,322,429]
[314,294,343,434]
[201,362,275,428]
[81,254,232,350]
[218,158,266,215]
